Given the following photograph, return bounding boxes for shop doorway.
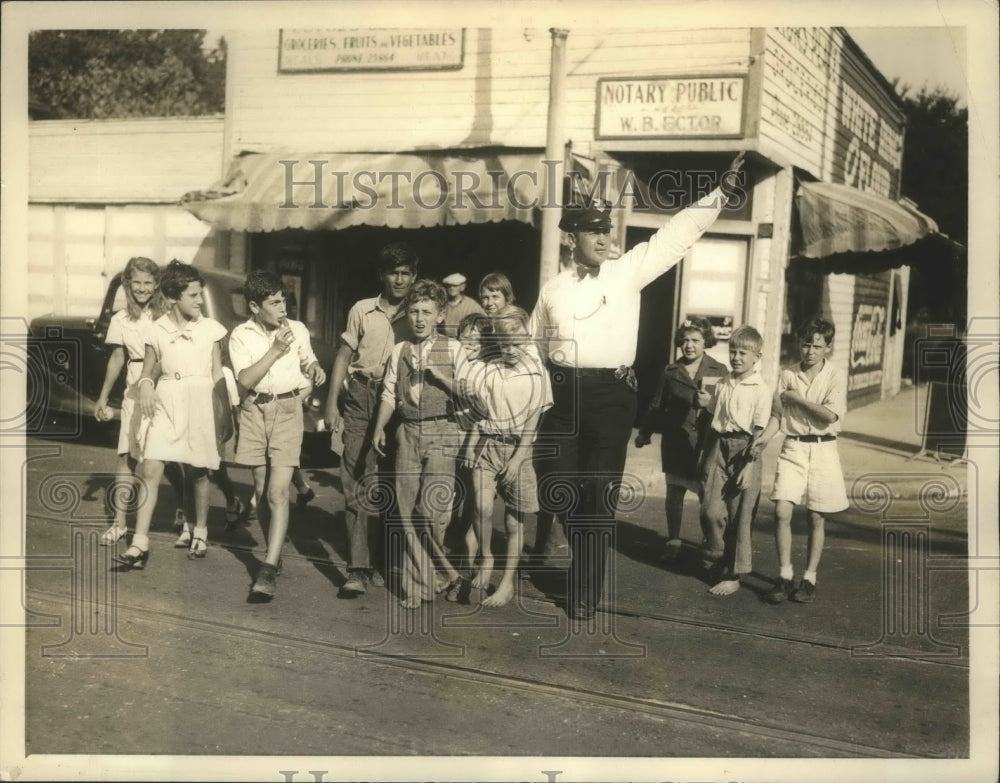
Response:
[250,221,540,346]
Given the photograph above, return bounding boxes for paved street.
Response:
[15,385,979,770]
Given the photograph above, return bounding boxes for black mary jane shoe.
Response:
[114,546,149,570]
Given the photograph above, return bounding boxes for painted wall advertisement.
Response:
[848,272,890,401]
[832,48,904,198]
[597,76,746,139]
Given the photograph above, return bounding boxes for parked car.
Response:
[27,266,336,435]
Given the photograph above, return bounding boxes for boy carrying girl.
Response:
[698,325,772,596]
[372,280,464,609]
[229,271,326,599]
[762,318,849,604]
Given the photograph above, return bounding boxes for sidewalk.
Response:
[626,382,968,502]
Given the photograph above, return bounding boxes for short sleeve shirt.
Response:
[773,360,846,436]
[476,347,554,436]
[341,296,411,379]
[229,318,317,396]
[147,315,227,379]
[710,369,772,434]
[105,309,154,385]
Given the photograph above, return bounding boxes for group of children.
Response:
[98,257,324,599]
[325,244,550,609]
[97,250,848,608]
[637,316,849,602]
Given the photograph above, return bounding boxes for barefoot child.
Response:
[229,271,326,599]
[698,325,772,596]
[462,307,551,607]
[372,280,464,609]
[114,260,229,568]
[762,318,849,604]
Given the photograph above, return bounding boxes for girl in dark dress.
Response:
[636,317,728,561]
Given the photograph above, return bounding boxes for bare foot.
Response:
[481,580,514,607]
[399,595,423,609]
[708,579,740,596]
[471,560,493,590]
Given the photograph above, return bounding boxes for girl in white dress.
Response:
[96,257,188,544]
[115,261,228,568]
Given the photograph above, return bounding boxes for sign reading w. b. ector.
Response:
[597,75,746,139]
[279,29,465,72]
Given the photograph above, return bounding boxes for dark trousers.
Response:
[341,376,384,572]
[535,369,637,611]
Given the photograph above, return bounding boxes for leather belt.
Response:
[481,432,519,445]
[788,434,836,443]
[549,364,618,379]
[251,388,301,404]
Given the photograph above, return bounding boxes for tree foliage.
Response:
[29,30,226,119]
[895,82,968,245]
[893,82,968,332]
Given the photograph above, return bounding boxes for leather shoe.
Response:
[341,571,368,596]
[767,577,795,604]
[251,563,278,598]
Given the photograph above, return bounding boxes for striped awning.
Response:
[180,150,557,232]
[795,180,939,259]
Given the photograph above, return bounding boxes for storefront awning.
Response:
[180,151,558,232]
[794,180,940,259]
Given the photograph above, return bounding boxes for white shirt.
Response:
[228,317,317,395]
[457,346,553,436]
[773,359,846,436]
[529,189,726,368]
[710,369,772,434]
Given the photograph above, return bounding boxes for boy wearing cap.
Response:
[441,272,485,337]
[529,152,746,621]
[230,271,326,599]
[325,242,418,596]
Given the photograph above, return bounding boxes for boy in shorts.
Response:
[229,271,326,599]
[698,325,772,596]
[762,318,849,604]
[459,307,552,607]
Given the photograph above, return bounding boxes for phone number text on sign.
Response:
[279,29,464,72]
[597,76,746,139]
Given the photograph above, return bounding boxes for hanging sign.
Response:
[596,75,746,139]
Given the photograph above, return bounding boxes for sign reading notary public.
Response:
[597,76,746,139]
[279,29,464,72]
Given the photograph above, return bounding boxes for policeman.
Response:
[529,152,746,620]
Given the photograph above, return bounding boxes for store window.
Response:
[676,236,750,366]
